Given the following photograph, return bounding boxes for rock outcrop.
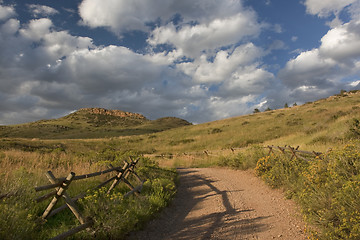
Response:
[78,108,147,120]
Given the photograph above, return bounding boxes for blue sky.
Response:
[0,0,359,124]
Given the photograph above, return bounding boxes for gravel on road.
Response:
[128,168,307,240]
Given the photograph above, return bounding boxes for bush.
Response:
[208,128,222,134]
[348,118,360,139]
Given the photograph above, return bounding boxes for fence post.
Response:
[124,158,139,179]
[43,171,86,225]
[276,146,284,154]
[107,162,129,194]
[42,172,74,219]
[285,146,294,160]
[313,151,323,159]
[267,146,274,155]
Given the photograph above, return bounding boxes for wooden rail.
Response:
[148,145,323,160]
[265,145,324,161]
[34,157,144,240]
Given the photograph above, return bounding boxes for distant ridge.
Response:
[0,108,191,139]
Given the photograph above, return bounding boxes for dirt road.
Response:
[128,168,307,240]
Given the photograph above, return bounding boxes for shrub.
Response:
[208,128,222,134]
[348,118,360,139]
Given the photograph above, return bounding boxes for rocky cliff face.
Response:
[78,108,147,120]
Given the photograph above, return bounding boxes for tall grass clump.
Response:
[217,145,267,170]
[255,142,360,239]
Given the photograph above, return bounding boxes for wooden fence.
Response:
[148,148,243,159]
[34,157,144,240]
[147,145,327,163]
[265,145,324,161]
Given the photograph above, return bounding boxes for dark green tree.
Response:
[253,108,260,113]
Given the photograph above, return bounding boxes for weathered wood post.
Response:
[287,146,298,161]
[107,162,129,194]
[42,172,74,219]
[127,158,143,192]
[43,171,86,225]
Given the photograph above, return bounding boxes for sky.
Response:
[0,0,359,125]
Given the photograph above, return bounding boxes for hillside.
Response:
[0,108,191,139]
[105,90,360,156]
[1,91,359,156]
[0,90,359,152]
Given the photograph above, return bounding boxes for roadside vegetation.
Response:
[255,142,360,240]
[0,145,177,239]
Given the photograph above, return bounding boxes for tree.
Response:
[293,102,297,107]
[265,107,272,111]
[253,108,260,113]
[284,103,289,108]
[340,89,347,96]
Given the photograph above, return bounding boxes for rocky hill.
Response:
[0,108,191,139]
[76,108,147,119]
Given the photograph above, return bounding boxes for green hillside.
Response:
[108,90,360,156]
[0,108,192,139]
[2,90,359,156]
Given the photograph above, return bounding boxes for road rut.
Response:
[128,168,307,240]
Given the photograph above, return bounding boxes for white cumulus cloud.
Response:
[278,0,360,104]
[27,4,59,17]
[78,0,245,35]
[0,3,15,20]
[179,43,264,84]
[148,12,261,58]
[279,49,337,88]
[319,20,360,62]
[304,0,358,17]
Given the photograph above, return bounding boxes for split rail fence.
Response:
[149,144,325,160]
[34,157,144,240]
[265,145,324,161]
[148,145,326,163]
